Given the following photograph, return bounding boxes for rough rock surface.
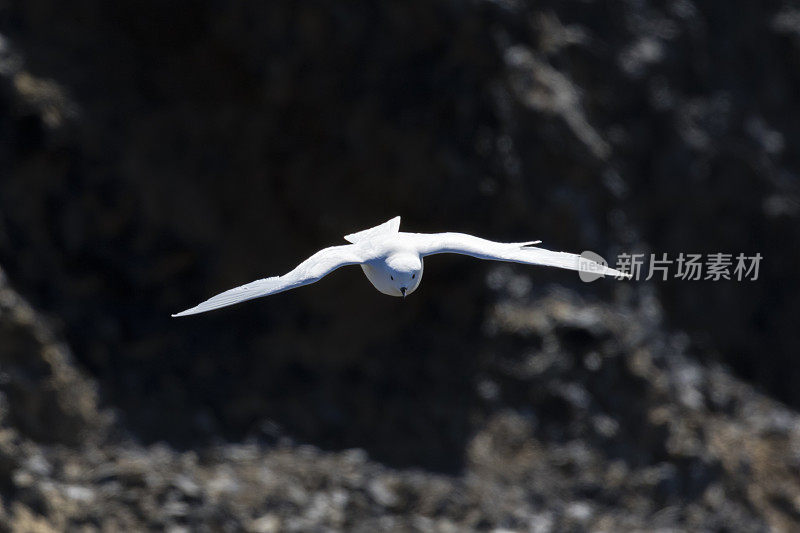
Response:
[0,0,799,531]
[3,270,800,531]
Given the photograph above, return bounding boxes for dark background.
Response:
[0,1,799,531]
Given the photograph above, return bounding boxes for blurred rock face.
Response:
[1,269,799,531]
[0,268,105,446]
[0,0,799,530]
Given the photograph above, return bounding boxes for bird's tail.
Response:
[344,216,401,243]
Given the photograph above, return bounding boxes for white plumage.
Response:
[173,216,628,317]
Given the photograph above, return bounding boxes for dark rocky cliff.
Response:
[0,1,798,530]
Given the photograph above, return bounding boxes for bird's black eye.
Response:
[412,274,415,279]
[390,276,393,280]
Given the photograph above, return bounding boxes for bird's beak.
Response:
[400,287,407,298]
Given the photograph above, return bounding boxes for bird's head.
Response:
[385,253,423,298]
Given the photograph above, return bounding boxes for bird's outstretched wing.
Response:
[172,244,364,317]
[414,232,629,278]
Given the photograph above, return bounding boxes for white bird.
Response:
[172,217,628,317]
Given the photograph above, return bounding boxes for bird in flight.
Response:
[173,217,628,317]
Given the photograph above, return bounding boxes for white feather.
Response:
[415,232,628,278]
[172,245,363,316]
[173,221,629,316]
